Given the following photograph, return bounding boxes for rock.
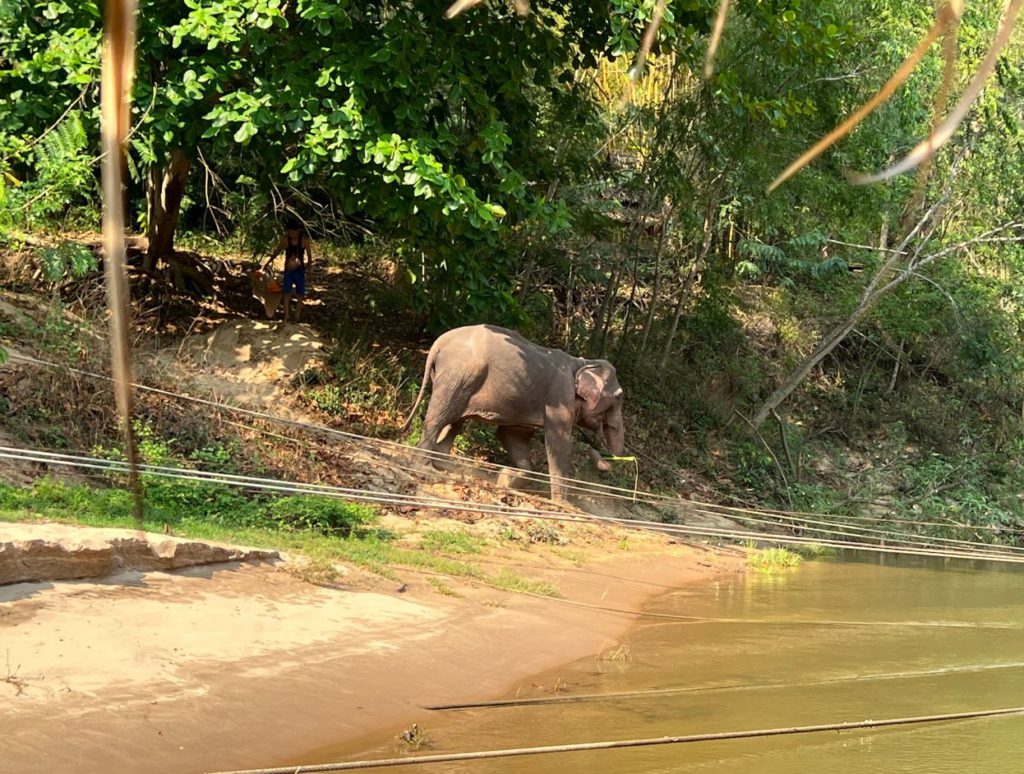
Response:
[0,523,278,586]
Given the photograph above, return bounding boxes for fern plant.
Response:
[38,240,98,283]
[20,110,96,224]
[736,230,846,285]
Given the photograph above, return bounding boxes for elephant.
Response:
[402,324,626,501]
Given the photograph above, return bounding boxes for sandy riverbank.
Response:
[1,522,743,773]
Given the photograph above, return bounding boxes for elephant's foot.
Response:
[424,452,460,473]
[497,466,544,494]
[496,466,523,490]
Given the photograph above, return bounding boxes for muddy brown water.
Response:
[307,554,1024,772]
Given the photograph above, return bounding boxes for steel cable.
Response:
[3,445,1024,565]
[8,352,1022,553]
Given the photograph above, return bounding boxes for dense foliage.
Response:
[2,0,1024,536]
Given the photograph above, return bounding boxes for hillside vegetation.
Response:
[2,1,1024,546]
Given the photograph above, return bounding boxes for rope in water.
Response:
[208,706,1024,773]
[3,445,1024,565]
[7,353,1022,556]
[424,661,1024,711]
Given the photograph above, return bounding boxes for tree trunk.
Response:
[590,254,621,358]
[614,251,643,360]
[751,300,877,428]
[145,149,191,270]
[516,179,559,303]
[659,212,715,369]
[659,175,727,369]
[638,208,673,357]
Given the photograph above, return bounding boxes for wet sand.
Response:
[2,535,742,773]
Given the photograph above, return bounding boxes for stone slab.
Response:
[0,522,278,585]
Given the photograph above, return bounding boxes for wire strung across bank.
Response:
[3,444,1024,567]
[688,497,1024,536]
[10,350,1022,548]
[683,503,1024,556]
[8,436,1013,561]
[5,351,1024,560]
[9,350,1024,544]
[10,349,1010,535]
[208,706,1024,773]
[7,352,652,503]
[15,444,1013,628]
[0,446,581,522]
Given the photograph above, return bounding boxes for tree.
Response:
[3,0,648,322]
[749,0,1024,424]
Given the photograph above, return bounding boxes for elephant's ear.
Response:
[575,366,605,412]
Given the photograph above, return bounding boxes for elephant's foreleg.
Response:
[543,406,575,503]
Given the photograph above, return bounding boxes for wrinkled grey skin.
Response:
[403,324,626,501]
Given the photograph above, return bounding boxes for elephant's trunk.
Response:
[605,404,626,457]
[588,405,625,473]
[588,446,612,472]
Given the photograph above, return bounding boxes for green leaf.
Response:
[233,122,257,144]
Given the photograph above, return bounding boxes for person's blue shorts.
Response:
[282,269,306,296]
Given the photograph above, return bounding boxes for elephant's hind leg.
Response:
[416,367,485,470]
[496,425,536,490]
[497,426,535,470]
[418,417,464,468]
[434,420,465,455]
[418,392,471,469]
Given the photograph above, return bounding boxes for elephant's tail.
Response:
[401,345,437,432]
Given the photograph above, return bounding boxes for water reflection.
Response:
[340,553,1024,773]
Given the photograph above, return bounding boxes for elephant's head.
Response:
[574,360,626,472]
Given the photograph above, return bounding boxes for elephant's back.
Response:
[434,324,525,358]
[438,324,567,359]
[430,324,570,427]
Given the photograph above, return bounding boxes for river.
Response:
[339,553,1024,772]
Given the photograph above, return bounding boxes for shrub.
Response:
[747,546,803,574]
[267,496,378,536]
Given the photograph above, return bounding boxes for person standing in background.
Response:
[263,217,313,323]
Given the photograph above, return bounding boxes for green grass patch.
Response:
[499,520,567,547]
[419,528,486,554]
[426,576,461,597]
[746,546,804,574]
[0,480,567,598]
[0,477,377,537]
[791,543,838,559]
[487,568,561,597]
[550,547,586,566]
[290,556,345,587]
